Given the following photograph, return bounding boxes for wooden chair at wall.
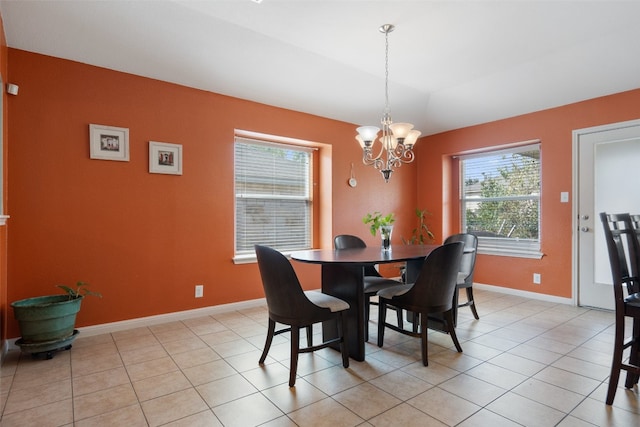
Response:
[444,233,480,322]
[599,212,640,405]
[334,235,404,340]
[377,242,465,366]
[254,245,350,387]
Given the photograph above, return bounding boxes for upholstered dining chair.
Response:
[444,233,479,321]
[254,245,350,387]
[334,234,404,340]
[599,213,640,405]
[377,241,465,366]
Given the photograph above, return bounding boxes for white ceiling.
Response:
[2,0,640,136]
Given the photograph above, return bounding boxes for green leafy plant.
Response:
[362,212,395,236]
[403,208,435,244]
[57,281,102,300]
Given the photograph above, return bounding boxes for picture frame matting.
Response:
[149,141,183,175]
[89,124,130,161]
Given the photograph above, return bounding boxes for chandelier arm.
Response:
[392,144,415,164]
[362,142,385,165]
[401,149,415,163]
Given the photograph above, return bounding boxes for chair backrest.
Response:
[629,214,640,293]
[599,213,640,306]
[333,234,379,277]
[334,234,366,249]
[254,245,326,320]
[444,233,478,286]
[393,242,464,312]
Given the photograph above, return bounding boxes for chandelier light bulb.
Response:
[403,130,421,147]
[389,123,414,140]
[356,126,381,144]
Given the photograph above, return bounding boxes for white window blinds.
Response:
[460,143,542,258]
[234,137,312,256]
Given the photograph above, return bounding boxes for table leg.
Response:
[321,263,366,361]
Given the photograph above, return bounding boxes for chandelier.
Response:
[356,24,420,183]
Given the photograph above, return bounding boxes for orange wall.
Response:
[8,45,640,338]
[416,89,640,298]
[5,49,417,338]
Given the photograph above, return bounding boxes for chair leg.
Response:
[419,313,429,366]
[466,287,480,319]
[306,325,313,347]
[412,311,419,333]
[396,306,404,330]
[365,297,371,342]
[377,300,387,347]
[625,318,640,388]
[289,326,300,387]
[337,312,349,368]
[445,310,463,353]
[259,318,276,364]
[606,317,626,405]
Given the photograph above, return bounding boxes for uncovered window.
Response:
[234,136,312,261]
[460,142,542,258]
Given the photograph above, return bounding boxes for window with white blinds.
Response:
[234,137,312,258]
[460,143,542,258]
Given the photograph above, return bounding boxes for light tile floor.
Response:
[1,289,639,426]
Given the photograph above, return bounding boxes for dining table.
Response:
[290,244,440,361]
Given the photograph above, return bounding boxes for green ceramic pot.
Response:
[11,295,83,343]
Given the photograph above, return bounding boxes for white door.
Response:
[575,120,640,309]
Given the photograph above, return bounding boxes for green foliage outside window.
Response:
[464,149,540,241]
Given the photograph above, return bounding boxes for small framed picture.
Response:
[89,124,129,161]
[149,141,183,175]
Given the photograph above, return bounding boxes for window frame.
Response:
[459,142,543,259]
[233,135,314,263]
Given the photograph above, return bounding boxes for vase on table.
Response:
[380,225,393,251]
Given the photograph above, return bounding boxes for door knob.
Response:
[581,215,590,220]
[581,226,590,232]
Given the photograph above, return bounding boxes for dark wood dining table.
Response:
[290,244,439,361]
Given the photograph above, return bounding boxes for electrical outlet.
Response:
[195,284,204,298]
[533,273,541,284]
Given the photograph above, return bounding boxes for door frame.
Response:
[571,118,640,307]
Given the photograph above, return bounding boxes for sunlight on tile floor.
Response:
[1,289,639,426]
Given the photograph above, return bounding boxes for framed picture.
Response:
[149,141,183,175]
[89,124,129,161]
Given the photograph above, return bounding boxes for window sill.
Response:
[478,248,544,259]
[0,215,9,226]
[233,254,257,265]
[233,251,298,265]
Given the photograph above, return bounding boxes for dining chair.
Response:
[333,234,404,340]
[254,245,350,387]
[444,233,479,321]
[377,241,465,366]
[599,212,640,405]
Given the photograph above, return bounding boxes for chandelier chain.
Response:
[384,29,390,115]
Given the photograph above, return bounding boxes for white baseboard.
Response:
[5,284,575,352]
[473,282,574,305]
[8,297,267,351]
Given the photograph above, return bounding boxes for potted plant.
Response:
[403,208,435,245]
[11,281,101,358]
[363,211,395,251]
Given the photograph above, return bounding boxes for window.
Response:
[460,143,541,258]
[234,136,312,261]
